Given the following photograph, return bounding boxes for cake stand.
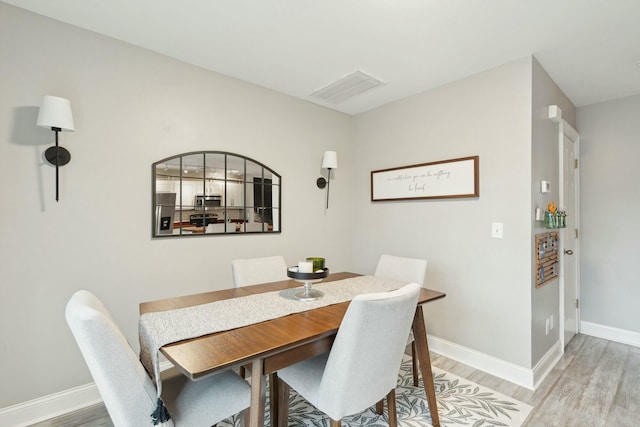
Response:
[287,267,329,301]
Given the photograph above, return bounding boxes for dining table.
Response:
[139,272,446,427]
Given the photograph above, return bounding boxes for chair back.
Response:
[65,290,158,427]
[374,254,427,285]
[317,282,421,419]
[231,255,288,287]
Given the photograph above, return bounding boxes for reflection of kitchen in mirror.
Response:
[153,151,281,237]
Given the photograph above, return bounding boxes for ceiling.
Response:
[6,0,640,115]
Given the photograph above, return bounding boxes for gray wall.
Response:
[351,58,534,367]
[1,1,600,414]
[530,58,577,364]
[0,3,354,408]
[577,94,640,333]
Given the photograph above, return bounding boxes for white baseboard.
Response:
[532,340,563,390]
[428,334,555,391]
[0,361,173,427]
[0,383,102,427]
[580,321,640,348]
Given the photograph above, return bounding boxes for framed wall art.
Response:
[371,156,479,201]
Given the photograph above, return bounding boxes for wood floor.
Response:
[29,334,640,427]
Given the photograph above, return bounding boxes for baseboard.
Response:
[0,383,102,427]
[428,334,537,390]
[532,340,563,390]
[0,361,173,427]
[580,321,640,348]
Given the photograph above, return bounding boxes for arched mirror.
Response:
[153,151,281,237]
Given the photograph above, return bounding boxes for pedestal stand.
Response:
[287,268,329,301]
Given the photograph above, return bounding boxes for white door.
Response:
[562,133,579,347]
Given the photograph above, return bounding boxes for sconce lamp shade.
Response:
[37,96,75,131]
[321,150,337,169]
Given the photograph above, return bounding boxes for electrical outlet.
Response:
[545,317,550,335]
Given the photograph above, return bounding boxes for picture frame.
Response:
[371,156,479,201]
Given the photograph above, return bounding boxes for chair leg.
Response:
[329,418,341,427]
[412,341,419,386]
[244,408,250,427]
[277,377,291,427]
[375,399,384,415]
[386,389,398,427]
[236,408,248,427]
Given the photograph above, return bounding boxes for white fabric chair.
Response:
[65,290,251,427]
[375,254,427,386]
[231,255,288,287]
[277,283,421,427]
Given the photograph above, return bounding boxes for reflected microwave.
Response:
[195,195,222,207]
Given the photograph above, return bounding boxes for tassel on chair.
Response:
[151,398,172,425]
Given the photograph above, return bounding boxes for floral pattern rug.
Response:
[220,355,532,427]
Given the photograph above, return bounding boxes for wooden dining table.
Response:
[139,272,446,427]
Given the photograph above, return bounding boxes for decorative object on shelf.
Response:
[536,231,559,287]
[544,201,567,229]
[37,95,75,202]
[316,150,337,209]
[371,156,479,202]
[287,266,329,301]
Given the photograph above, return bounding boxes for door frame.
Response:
[548,105,581,350]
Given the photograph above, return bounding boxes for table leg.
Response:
[269,373,279,427]
[412,305,440,427]
[249,358,266,427]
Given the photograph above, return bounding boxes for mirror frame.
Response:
[152,151,281,238]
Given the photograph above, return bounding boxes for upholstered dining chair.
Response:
[276,282,421,427]
[230,255,288,372]
[65,290,251,427]
[231,255,288,287]
[375,254,428,386]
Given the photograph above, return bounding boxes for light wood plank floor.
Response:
[29,334,640,426]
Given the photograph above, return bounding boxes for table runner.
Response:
[139,275,406,424]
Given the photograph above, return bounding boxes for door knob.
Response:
[565,249,573,255]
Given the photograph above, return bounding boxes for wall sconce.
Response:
[37,95,75,202]
[316,150,338,208]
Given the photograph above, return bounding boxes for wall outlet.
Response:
[545,317,550,335]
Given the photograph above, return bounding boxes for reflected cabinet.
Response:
[153,151,281,237]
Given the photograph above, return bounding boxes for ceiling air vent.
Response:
[311,70,385,104]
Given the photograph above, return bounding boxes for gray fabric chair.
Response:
[375,254,427,386]
[277,282,421,427]
[65,290,251,427]
[231,255,288,287]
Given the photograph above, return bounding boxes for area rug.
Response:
[219,355,532,426]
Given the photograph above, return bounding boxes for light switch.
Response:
[491,222,503,239]
[541,180,550,193]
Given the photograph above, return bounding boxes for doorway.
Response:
[551,106,580,349]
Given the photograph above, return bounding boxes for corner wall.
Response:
[530,58,576,365]
[0,3,353,410]
[351,58,533,368]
